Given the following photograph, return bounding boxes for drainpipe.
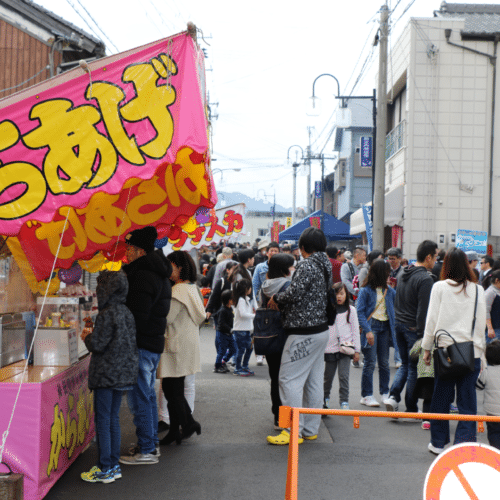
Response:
[444,29,498,235]
[489,36,499,236]
[49,37,62,78]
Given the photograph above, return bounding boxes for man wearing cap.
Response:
[291,244,301,264]
[119,226,172,465]
[254,239,269,266]
[466,251,480,280]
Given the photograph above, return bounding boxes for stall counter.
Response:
[0,356,95,500]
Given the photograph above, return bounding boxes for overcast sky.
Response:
[39,0,489,211]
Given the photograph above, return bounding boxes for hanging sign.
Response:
[361,136,373,167]
[0,33,215,281]
[159,203,245,252]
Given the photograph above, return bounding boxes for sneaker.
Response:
[241,368,255,376]
[428,442,444,455]
[395,361,402,368]
[128,443,160,457]
[340,402,350,410]
[267,430,304,445]
[450,404,459,414]
[220,362,231,373]
[233,369,251,377]
[360,395,380,407]
[422,421,431,430]
[119,452,159,465]
[351,360,361,368]
[302,434,318,440]
[110,464,122,479]
[383,396,399,412]
[81,466,115,483]
[323,398,330,409]
[256,355,264,366]
[213,366,227,373]
[380,393,389,402]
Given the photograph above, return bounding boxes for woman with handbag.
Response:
[258,253,295,429]
[356,259,396,407]
[422,248,486,455]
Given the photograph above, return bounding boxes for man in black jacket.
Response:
[119,226,172,466]
[384,240,437,415]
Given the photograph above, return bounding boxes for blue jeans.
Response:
[233,331,253,371]
[430,358,481,448]
[215,331,236,366]
[127,349,161,454]
[389,323,419,412]
[486,328,500,344]
[361,319,390,397]
[94,388,123,471]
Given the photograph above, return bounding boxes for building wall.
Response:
[387,17,498,258]
[0,19,61,98]
[243,212,292,242]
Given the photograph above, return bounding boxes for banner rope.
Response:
[0,208,71,465]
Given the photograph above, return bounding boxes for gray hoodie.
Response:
[259,277,292,307]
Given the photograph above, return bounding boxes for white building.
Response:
[351,2,500,257]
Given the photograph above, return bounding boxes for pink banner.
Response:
[0,32,211,235]
[0,357,94,500]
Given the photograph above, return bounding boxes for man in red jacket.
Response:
[326,245,342,284]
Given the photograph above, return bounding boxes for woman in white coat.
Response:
[422,247,486,455]
[158,251,206,445]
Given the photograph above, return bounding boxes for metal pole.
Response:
[321,155,325,231]
[307,128,313,214]
[373,4,389,250]
[292,163,298,225]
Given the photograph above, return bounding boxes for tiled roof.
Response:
[435,3,500,35]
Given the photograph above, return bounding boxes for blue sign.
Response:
[361,137,373,167]
[456,229,488,254]
[362,204,373,252]
[315,181,322,198]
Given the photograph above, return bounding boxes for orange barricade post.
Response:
[279,406,500,500]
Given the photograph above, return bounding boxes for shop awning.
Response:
[280,210,354,241]
[350,184,404,235]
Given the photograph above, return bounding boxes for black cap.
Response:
[125,226,158,254]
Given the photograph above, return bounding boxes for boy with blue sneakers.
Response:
[80,270,139,483]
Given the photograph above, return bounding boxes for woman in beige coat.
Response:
[158,251,206,445]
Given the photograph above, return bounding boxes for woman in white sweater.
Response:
[422,248,486,455]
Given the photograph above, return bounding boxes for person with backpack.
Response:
[341,247,367,299]
[258,253,295,429]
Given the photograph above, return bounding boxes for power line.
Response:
[64,0,104,45]
[74,0,120,53]
[393,0,418,27]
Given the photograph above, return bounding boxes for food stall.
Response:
[0,25,215,500]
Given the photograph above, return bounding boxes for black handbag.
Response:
[322,266,337,326]
[253,282,289,356]
[433,284,478,381]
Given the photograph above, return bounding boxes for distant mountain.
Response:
[215,191,292,212]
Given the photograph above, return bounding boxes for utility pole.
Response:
[373,3,389,250]
[320,154,325,230]
[306,127,313,214]
[292,163,298,225]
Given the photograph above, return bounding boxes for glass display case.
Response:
[36,296,94,362]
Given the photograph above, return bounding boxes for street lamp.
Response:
[309,73,344,115]
[287,145,304,226]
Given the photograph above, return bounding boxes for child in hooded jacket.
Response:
[80,270,139,484]
[232,279,255,376]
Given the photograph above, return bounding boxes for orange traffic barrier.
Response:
[278,406,500,500]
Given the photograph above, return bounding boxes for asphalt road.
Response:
[46,324,490,500]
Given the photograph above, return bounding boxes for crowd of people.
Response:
[79,224,500,483]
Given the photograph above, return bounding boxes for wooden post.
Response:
[187,22,197,43]
[0,473,23,500]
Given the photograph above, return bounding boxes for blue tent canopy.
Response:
[279,210,354,241]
